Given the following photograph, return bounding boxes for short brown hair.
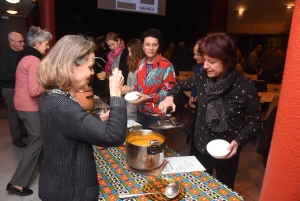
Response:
[127,38,144,72]
[37,35,96,91]
[199,32,236,69]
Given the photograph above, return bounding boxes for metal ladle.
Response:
[118,182,180,199]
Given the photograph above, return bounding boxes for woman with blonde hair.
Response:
[37,35,127,201]
[105,32,129,83]
[122,38,144,120]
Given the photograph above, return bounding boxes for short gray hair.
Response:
[26,26,52,47]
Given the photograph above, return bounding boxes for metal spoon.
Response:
[118,182,180,199]
[164,182,180,199]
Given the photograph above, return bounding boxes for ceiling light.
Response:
[286,6,293,9]
[7,10,18,14]
[6,0,20,3]
[238,10,244,14]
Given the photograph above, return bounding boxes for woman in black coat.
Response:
[159,32,262,189]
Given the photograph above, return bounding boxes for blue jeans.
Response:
[137,110,167,136]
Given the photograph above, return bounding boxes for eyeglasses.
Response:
[143,43,159,49]
[12,40,25,44]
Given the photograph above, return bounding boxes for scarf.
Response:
[205,69,237,133]
[104,41,125,75]
[17,46,43,64]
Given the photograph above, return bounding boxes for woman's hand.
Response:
[189,97,196,108]
[224,140,238,159]
[109,68,124,97]
[158,96,176,113]
[121,85,132,95]
[131,93,149,105]
[100,110,110,122]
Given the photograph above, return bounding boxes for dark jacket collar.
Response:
[17,46,43,64]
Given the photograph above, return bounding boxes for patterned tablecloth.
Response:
[94,145,244,201]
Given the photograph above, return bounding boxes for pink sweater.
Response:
[14,55,45,111]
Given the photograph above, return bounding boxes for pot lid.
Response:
[149,115,187,129]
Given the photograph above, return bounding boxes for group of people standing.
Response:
[0,26,263,200]
[237,42,285,83]
[0,26,52,196]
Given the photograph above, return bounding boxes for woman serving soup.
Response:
[159,32,262,189]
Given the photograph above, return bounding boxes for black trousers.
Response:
[189,138,240,190]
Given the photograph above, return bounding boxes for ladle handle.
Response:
[86,95,94,99]
[119,192,158,198]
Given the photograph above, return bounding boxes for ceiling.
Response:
[227,0,295,34]
[0,0,36,17]
[0,0,295,18]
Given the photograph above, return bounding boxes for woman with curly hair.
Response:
[122,38,144,121]
[123,28,176,135]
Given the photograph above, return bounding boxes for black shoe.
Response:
[12,138,27,148]
[6,183,33,196]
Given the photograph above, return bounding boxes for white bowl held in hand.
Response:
[206,139,230,159]
[124,92,140,103]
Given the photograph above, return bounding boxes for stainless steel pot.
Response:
[126,129,165,170]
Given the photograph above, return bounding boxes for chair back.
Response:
[243,74,258,80]
[267,84,281,93]
[179,71,194,78]
[266,96,279,120]
[253,80,267,92]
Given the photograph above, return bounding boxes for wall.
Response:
[0,16,27,52]
[259,0,300,199]
[226,0,294,34]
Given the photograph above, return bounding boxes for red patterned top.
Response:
[134,54,176,116]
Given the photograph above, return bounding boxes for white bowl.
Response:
[206,139,230,159]
[124,92,139,103]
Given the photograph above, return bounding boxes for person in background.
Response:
[93,36,109,97]
[6,26,52,196]
[96,35,109,58]
[159,32,262,189]
[189,40,204,108]
[121,38,144,121]
[236,56,246,74]
[236,48,241,65]
[128,28,176,135]
[0,31,27,148]
[105,32,129,83]
[261,43,280,82]
[171,41,194,75]
[163,42,175,61]
[37,35,127,201]
[187,40,204,143]
[247,44,262,74]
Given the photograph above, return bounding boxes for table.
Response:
[258,92,280,103]
[94,145,244,201]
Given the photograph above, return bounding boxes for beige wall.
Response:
[226,0,294,34]
[0,16,27,52]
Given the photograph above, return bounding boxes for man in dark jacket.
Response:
[0,32,26,147]
[171,41,194,75]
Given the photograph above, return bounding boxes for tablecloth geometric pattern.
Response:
[94,145,244,201]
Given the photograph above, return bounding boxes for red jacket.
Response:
[134,54,176,116]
